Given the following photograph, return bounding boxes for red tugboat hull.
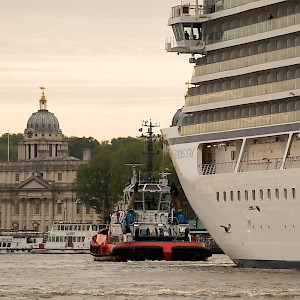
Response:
[91,240,211,262]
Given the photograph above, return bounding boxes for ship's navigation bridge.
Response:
[165,0,208,56]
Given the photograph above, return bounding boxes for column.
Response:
[72,200,77,223]
[81,203,86,223]
[48,199,54,226]
[1,201,6,229]
[6,201,11,229]
[26,200,31,229]
[41,200,45,231]
[66,198,72,222]
[19,201,24,229]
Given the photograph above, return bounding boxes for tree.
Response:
[0,133,23,161]
[75,144,112,223]
[68,136,100,159]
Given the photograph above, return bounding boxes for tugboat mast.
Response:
[141,120,159,182]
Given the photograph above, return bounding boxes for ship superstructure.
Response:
[162,0,300,268]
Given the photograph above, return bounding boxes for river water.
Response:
[1,254,300,299]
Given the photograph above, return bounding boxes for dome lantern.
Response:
[26,87,62,134]
[39,86,47,110]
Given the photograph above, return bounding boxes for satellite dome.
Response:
[171,108,183,126]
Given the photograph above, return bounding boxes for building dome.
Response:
[26,89,62,134]
[27,110,61,133]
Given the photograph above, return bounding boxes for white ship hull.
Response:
[162,127,300,268]
[163,0,300,268]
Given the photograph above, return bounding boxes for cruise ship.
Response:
[162,0,300,268]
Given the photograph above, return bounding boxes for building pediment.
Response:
[16,175,52,190]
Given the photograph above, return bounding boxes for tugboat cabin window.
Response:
[160,202,169,211]
[144,192,159,210]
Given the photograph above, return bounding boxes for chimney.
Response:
[83,148,91,161]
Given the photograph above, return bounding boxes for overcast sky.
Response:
[0,0,193,141]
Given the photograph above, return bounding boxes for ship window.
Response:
[237,191,241,201]
[160,202,169,210]
[252,190,256,200]
[223,191,226,201]
[231,151,235,160]
[267,189,271,199]
[7,243,11,247]
[216,192,220,202]
[134,202,143,210]
[245,190,248,201]
[284,188,288,199]
[275,188,279,199]
[260,189,263,200]
[3,243,6,247]
[292,188,296,199]
[230,191,234,201]
[56,237,59,242]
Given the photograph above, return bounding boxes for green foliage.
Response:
[67,136,100,159]
[0,133,23,161]
[75,144,112,222]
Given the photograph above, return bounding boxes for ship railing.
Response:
[284,156,300,169]
[199,156,300,174]
[200,162,236,175]
[240,158,282,172]
[170,2,207,19]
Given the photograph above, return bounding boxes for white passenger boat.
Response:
[162,0,300,268]
[32,222,105,254]
[0,230,45,253]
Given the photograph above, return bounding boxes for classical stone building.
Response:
[0,90,98,231]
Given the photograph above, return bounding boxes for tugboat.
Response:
[90,121,211,262]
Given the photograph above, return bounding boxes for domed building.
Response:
[0,89,98,231]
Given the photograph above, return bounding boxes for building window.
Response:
[216,192,220,202]
[275,188,279,199]
[223,191,227,201]
[15,173,20,182]
[284,188,287,199]
[76,203,81,215]
[237,191,241,201]
[35,203,40,215]
[267,189,271,200]
[58,203,62,215]
[15,204,19,215]
[58,173,62,181]
[230,191,234,201]
[292,188,296,199]
[252,190,256,200]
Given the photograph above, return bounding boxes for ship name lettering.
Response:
[174,148,194,159]
[66,232,75,236]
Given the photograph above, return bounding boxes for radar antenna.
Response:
[139,119,160,182]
